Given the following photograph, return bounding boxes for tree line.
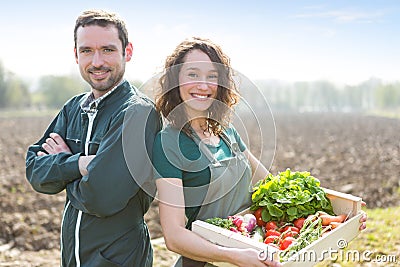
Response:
[245,78,400,112]
[0,61,399,111]
[0,61,87,109]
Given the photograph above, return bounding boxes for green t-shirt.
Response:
[152,125,247,226]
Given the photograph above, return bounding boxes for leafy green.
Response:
[251,169,334,222]
[205,217,234,230]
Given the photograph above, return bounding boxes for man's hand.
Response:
[37,133,72,156]
[37,132,95,176]
[79,155,95,176]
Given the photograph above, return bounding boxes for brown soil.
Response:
[0,112,399,266]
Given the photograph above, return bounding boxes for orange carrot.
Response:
[329,221,342,229]
[320,214,347,226]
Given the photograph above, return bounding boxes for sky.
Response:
[1,0,399,87]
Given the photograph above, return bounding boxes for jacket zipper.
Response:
[75,111,97,267]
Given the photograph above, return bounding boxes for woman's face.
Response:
[178,49,218,117]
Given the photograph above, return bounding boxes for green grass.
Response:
[315,206,400,266]
[368,109,400,119]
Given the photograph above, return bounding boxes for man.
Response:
[26,10,161,266]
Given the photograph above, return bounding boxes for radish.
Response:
[231,215,244,228]
[243,213,257,232]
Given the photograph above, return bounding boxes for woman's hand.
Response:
[359,201,368,231]
[228,248,282,267]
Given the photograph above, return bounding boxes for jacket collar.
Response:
[80,79,130,113]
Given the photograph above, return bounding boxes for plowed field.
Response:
[1,112,399,266]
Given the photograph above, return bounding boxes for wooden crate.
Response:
[192,188,363,266]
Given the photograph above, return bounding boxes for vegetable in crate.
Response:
[204,217,234,230]
[251,169,334,223]
[205,214,257,236]
[279,212,333,261]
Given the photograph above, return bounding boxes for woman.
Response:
[152,37,280,267]
[152,37,366,267]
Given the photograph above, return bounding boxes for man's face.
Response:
[74,25,132,97]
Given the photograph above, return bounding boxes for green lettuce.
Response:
[251,169,334,222]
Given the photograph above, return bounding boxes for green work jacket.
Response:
[26,80,161,267]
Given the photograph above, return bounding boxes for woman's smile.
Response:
[190,92,212,100]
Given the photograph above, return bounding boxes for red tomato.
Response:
[280,236,296,250]
[281,229,299,239]
[263,235,279,244]
[253,208,265,227]
[265,229,281,237]
[281,226,300,233]
[265,221,278,231]
[293,217,306,229]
